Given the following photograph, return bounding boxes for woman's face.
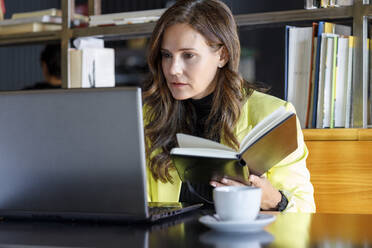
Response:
[161,23,225,100]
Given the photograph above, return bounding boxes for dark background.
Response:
[0,0,303,98]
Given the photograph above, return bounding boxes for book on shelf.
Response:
[313,22,351,128]
[329,0,337,7]
[321,0,329,8]
[336,0,354,6]
[11,8,88,22]
[345,36,354,128]
[69,49,82,88]
[69,48,115,88]
[0,22,61,35]
[285,21,352,129]
[334,36,349,127]
[317,35,352,128]
[11,8,61,19]
[321,34,336,128]
[0,15,62,26]
[320,0,353,7]
[305,0,320,9]
[89,8,166,27]
[170,106,298,184]
[330,35,338,128]
[307,23,319,128]
[286,25,313,128]
[0,0,5,20]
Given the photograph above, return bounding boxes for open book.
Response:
[170,106,298,184]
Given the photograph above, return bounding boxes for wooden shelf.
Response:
[72,22,156,40]
[0,6,368,45]
[235,6,354,27]
[71,7,358,40]
[0,31,61,46]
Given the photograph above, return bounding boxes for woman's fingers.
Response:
[210,178,246,187]
[248,174,262,187]
[210,180,225,187]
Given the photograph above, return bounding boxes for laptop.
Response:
[0,87,202,222]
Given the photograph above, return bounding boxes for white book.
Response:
[0,22,61,35]
[69,48,115,88]
[0,15,61,26]
[287,26,313,128]
[316,34,328,128]
[336,0,354,6]
[322,34,337,128]
[69,49,82,88]
[11,8,88,22]
[345,36,354,128]
[81,48,115,88]
[334,37,349,127]
[11,8,61,19]
[89,8,166,26]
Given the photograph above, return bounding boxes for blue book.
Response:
[284,25,292,101]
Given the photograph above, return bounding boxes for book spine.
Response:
[330,36,338,128]
[312,22,324,127]
[345,36,354,128]
[284,26,291,101]
[336,0,354,6]
[305,0,320,9]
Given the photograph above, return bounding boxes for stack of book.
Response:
[0,8,87,35]
[69,48,116,88]
[285,21,359,129]
[305,0,354,9]
[89,8,166,27]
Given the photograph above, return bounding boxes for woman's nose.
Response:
[169,57,182,76]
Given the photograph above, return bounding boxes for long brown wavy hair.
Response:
[143,0,255,183]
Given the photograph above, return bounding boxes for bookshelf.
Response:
[0,0,370,129]
[67,0,370,128]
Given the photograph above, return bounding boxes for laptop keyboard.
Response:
[148,206,181,216]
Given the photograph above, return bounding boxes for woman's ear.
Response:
[218,46,229,68]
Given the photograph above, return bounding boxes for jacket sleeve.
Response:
[266,102,316,213]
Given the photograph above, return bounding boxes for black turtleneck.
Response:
[179,92,217,205]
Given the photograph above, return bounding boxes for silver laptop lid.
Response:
[0,87,149,220]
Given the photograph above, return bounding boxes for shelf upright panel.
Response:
[61,0,72,89]
[88,0,101,16]
[0,31,61,46]
[351,0,370,127]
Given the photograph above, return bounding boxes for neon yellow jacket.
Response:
[146,91,316,212]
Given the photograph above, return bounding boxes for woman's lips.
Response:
[171,82,188,87]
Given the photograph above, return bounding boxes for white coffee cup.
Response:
[213,186,262,222]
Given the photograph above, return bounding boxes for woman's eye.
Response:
[183,53,194,59]
[161,52,171,58]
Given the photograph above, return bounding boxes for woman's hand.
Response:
[210,175,282,210]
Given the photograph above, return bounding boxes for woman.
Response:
[143,0,315,212]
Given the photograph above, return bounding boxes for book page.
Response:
[176,133,235,152]
[239,106,293,153]
[170,148,237,159]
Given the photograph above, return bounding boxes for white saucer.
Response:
[198,214,276,233]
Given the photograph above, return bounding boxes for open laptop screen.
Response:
[0,87,149,220]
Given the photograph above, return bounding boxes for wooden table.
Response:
[0,210,371,247]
